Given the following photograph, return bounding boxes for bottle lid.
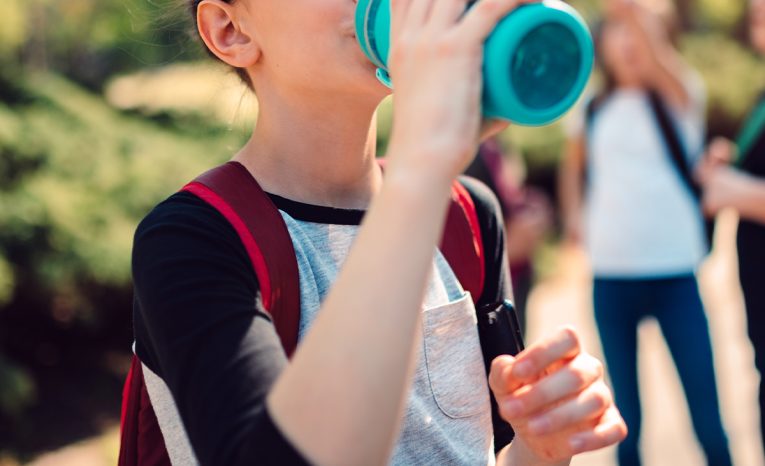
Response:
[483,2,594,125]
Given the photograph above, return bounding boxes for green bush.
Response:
[0,70,245,322]
[683,32,765,137]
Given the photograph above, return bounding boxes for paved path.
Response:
[529,211,764,466]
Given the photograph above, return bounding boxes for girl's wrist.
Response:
[382,161,454,211]
[384,145,463,195]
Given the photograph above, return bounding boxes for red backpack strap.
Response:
[440,179,485,303]
[119,356,171,466]
[118,162,302,466]
[182,161,302,356]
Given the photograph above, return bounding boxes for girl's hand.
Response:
[385,0,535,184]
[490,327,627,464]
[704,137,737,167]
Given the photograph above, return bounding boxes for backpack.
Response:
[118,161,501,465]
[585,91,715,250]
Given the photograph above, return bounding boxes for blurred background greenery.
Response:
[0,0,761,463]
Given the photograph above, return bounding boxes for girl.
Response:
[559,1,731,465]
[128,0,626,464]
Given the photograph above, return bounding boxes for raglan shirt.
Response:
[132,176,512,466]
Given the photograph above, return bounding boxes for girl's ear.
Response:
[197,0,261,68]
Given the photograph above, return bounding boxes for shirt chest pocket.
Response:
[422,293,491,419]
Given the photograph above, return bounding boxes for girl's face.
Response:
[599,20,646,87]
[243,0,389,104]
[751,0,765,55]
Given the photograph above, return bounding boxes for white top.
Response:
[578,79,707,277]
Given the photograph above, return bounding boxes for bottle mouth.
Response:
[510,23,582,111]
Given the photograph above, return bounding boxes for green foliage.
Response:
[376,97,394,155]
[0,0,203,88]
[683,33,765,136]
[0,70,245,314]
[0,356,35,418]
[0,257,14,307]
[698,0,745,31]
[0,0,27,57]
[501,123,567,169]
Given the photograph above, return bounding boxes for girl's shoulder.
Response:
[134,191,241,249]
[132,191,254,284]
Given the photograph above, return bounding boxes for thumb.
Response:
[488,354,523,397]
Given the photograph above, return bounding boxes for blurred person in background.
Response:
[697,0,765,453]
[558,0,733,465]
[465,137,553,334]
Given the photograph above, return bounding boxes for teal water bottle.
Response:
[355,0,594,126]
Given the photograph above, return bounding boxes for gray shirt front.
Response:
[286,216,494,466]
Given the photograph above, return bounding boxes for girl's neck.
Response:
[234,90,383,210]
[611,71,645,91]
[615,82,644,91]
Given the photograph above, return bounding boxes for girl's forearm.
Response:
[268,156,455,466]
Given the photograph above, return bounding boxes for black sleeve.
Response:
[132,192,310,466]
[458,176,516,453]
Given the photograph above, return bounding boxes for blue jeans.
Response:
[593,275,732,466]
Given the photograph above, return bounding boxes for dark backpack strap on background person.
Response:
[582,94,609,188]
[646,91,702,199]
[586,90,700,198]
[585,95,604,128]
[647,91,715,248]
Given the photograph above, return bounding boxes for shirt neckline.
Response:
[266,192,365,226]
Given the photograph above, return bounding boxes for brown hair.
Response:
[591,6,680,107]
[185,0,253,88]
